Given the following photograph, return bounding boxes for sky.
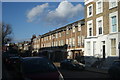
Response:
[2,0,84,43]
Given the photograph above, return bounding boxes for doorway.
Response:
[102,43,105,59]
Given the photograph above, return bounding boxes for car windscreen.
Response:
[21,58,57,74]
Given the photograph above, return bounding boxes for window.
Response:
[87,4,93,17]
[89,6,92,15]
[96,0,103,14]
[52,34,55,39]
[87,20,93,37]
[87,42,91,55]
[96,16,103,36]
[78,36,81,47]
[52,42,53,47]
[109,0,118,9]
[61,40,64,46]
[73,25,75,33]
[89,27,92,36]
[78,23,81,31]
[59,32,61,37]
[66,39,69,45]
[56,33,58,38]
[66,27,69,34]
[81,36,85,46]
[72,37,75,47]
[111,39,116,55]
[69,38,72,47]
[93,41,96,55]
[46,36,48,41]
[111,16,117,32]
[49,35,51,40]
[59,41,61,46]
[109,11,118,33]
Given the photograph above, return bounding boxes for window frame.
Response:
[109,11,118,33]
[96,0,103,14]
[87,20,93,37]
[96,16,103,36]
[110,38,116,56]
[87,4,93,18]
[109,0,118,9]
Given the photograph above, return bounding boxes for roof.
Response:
[41,19,85,37]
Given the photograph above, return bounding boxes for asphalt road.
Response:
[2,64,110,80]
[58,68,109,80]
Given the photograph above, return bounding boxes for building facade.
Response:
[32,36,41,53]
[84,0,120,68]
[32,19,86,61]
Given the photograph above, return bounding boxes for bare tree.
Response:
[1,22,12,45]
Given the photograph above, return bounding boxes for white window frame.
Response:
[81,36,85,46]
[78,36,81,47]
[72,25,75,33]
[49,35,51,40]
[59,32,61,37]
[109,0,118,9]
[93,41,96,55]
[66,39,69,45]
[72,37,75,47]
[87,41,91,55]
[56,33,58,38]
[87,4,93,18]
[87,20,93,37]
[96,0,103,14]
[78,22,81,31]
[96,16,103,36]
[66,27,69,34]
[110,38,116,56]
[109,11,118,33]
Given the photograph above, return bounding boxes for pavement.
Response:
[53,62,108,74]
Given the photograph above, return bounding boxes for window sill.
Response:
[109,6,118,10]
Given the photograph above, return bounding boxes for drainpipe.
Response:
[118,42,120,59]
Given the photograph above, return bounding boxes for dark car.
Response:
[108,60,120,79]
[5,56,21,69]
[60,59,85,70]
[15,57,64,80]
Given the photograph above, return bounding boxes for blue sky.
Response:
[2,1,84,42]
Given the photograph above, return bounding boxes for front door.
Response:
[103,45,105,59]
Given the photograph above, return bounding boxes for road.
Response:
[58,68,109,80]
[2,64,110,80]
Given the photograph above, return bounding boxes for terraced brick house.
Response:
[32,19,86,62]
[84,0,120,69]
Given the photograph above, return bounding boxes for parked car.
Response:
[60,59,85,70]
[15,57,64,80]
[5,56,21,69]
[108,60,120,79]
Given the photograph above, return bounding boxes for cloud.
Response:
[27,3,49,22]
[26,1,84,26]
[45,1,84,26]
